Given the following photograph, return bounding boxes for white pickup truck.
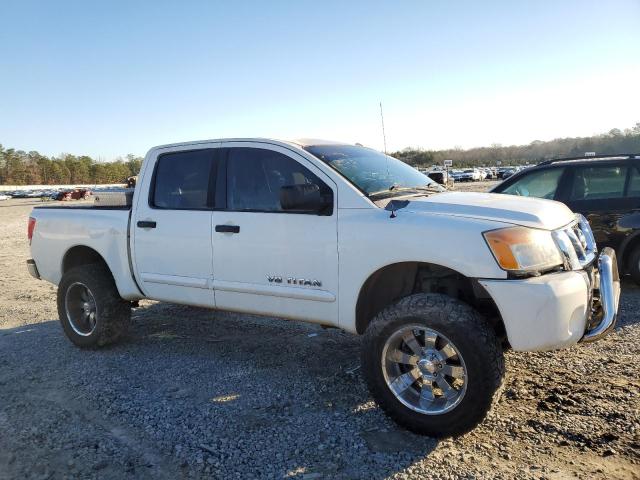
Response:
[27,138,620,436]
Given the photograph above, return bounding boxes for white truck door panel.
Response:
[133,148,215,307]
[211,143,339,325]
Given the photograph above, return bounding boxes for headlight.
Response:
[483,226,564,273]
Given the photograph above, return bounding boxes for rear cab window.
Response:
[151,149,214,209]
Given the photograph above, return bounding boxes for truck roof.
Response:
[148,137,352,153]
[537,153,640,166]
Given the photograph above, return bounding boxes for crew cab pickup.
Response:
[27,138,621,436]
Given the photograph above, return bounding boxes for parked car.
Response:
[426,170,453,186]
[481,168,495,180]
[499,168,516,179]
[492,153,640,282]
[27,139,619,437]
[10,190,30,198]
[0,194,10,201]
[450,169,464,182]
[460,168,481,181]
[53,188,92,201]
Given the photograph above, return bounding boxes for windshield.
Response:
[304,144,441,196]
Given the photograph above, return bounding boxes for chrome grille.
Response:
[552,214,597,270]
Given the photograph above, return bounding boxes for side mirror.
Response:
[280,184,330,213]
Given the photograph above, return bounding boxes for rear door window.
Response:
[152,149,214,209]
[568,166,627,201]
[501,168,564,199]
[626,166,640,197]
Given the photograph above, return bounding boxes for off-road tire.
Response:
[361,293,505,437]
[57,264,130,348]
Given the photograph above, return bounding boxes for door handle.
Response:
[215,224,240,234]
[137,220,157,229]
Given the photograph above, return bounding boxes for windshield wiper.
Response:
[412,185,444,192]
[368,184,443,199]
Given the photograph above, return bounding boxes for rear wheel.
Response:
[57,264,130,348]
[361,293,504,437]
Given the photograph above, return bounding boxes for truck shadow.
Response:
[0,308,439,479]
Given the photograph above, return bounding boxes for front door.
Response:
[133,147,217,307]
[211,142,339,325]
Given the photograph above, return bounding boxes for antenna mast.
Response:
[379,102,388,156]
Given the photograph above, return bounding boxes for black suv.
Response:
[491,154,640,283]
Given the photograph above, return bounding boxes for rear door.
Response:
[133,147,217,307]
[210,142,339,325]
[558,162,640,248]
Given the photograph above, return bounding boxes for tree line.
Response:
[1,123,639,185]
[0,147,142,185]
[392,123,640,168]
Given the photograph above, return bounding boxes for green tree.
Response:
[1,122,639,185]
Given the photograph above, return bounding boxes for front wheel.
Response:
[361,293,505,437]
[57,264,131,348]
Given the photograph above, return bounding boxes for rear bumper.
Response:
[479,247,620,351]
[26,259,40,280]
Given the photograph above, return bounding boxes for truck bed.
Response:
[29,206,142,300]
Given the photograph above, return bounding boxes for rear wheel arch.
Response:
[61,245,122,291]
[355,262,506,342]
[62,245,109,273]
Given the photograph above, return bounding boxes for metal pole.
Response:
[379,102,387,156]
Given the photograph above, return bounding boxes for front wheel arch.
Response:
[355,261,506,343]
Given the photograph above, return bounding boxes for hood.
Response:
[394,192,575,230]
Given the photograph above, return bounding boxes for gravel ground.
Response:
[0,189,638,480]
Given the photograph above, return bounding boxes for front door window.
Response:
[501,168,564,199]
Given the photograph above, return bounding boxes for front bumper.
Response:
[581,247,621,341]
[479,247,620,352]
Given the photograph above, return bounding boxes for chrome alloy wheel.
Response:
[65,282,98,337]
[381,325,467,415]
